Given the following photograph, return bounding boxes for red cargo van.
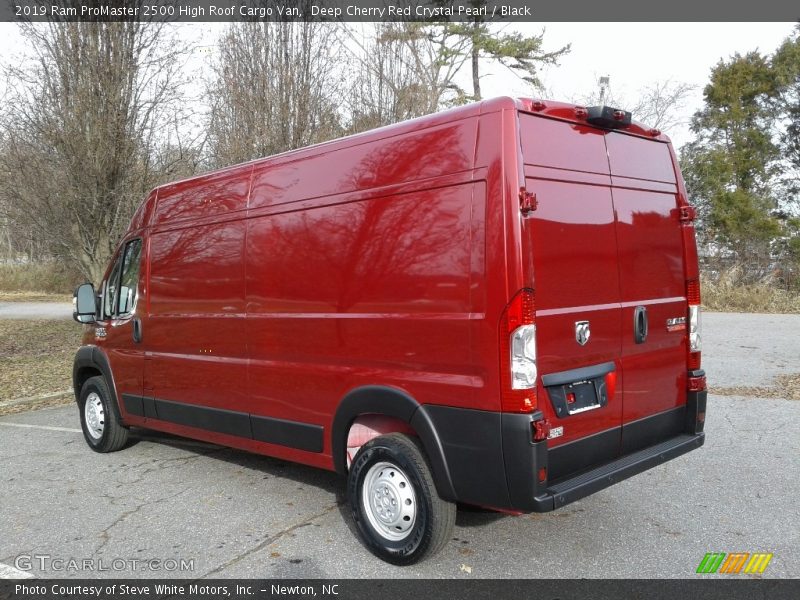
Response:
[72,97,706,564]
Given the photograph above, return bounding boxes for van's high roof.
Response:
[151,96,670,196]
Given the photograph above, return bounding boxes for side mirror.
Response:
[73,283,97,324]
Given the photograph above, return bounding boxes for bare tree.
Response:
[375,22,473,109]
[628,80,696,131]
[0,20,190,283]
[206,20,345,167]
[345,23,446,132]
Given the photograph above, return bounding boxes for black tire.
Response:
[78,376,129,453]
[348,433,456,565]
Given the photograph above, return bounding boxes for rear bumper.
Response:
[423,385,707,513]
[531,431,704,511]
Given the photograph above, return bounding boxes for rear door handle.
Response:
[132,317,143,344]
[633,306,648,344]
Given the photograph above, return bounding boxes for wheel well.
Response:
[74,366,102,400]
[331,385,457,501]
[345,414,416,469]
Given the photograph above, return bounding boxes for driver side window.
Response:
[117,239,142,315]
[103,254,123,319]
[103,239,142,319]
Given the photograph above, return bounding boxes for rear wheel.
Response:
[348,433,456,565]
[78,376,129,453]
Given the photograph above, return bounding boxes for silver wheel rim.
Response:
[84,392,105,440]
[361,461,417,541]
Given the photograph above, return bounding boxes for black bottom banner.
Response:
[1,579,798,600]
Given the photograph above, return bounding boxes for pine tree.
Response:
[680,52,783,274]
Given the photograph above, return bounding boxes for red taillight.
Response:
[687,279,701,305]
[506,288,535,330]
[532,418,551,442]
[686,278,701,371]
[605,370,617,402]
[688,375,707,392]
[500,289,537,413]
[538,467,547,482]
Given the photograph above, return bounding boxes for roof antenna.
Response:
[599,76,610,104]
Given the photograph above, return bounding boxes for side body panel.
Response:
[103,102,517,477]
[245,115,488,461]
[145,166,252,419]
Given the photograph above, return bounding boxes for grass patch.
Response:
[0,319,82,403]
[0,394,74,417]
[0,262,82,295]
[711,373,800,400]
[702,273,800,314]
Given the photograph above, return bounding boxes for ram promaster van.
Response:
[72,97,706,564]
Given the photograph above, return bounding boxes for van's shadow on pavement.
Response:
[127,428,509,532]
[124,428,365,574]
[127,428,343,496]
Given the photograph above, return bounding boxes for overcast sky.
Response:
[489,22,797,148]
[0,21,795,150]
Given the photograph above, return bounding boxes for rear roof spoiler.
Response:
[515,98,666,140]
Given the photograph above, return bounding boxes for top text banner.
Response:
[2,0,799,22]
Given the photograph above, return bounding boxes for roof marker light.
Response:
[587,106,632,129]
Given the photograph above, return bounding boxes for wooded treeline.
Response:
[681,30,800,287]
[0,17,797,292]
[0,17,570,283]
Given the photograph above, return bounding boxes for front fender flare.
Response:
[72,345,123,422]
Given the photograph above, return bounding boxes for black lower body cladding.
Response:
[424,391,706,513]
[121,394,324,453]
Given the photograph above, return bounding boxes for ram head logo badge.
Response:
[575,321,590,346]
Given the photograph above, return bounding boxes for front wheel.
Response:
[347,433,456,565]
[78,376,129,453]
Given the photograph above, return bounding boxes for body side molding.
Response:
[121,394,324,453]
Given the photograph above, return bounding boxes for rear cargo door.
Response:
[519,114,624,478]
[604,132,688,452]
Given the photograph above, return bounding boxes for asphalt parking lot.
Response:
[0,301,72,320]
[0,312,797,579]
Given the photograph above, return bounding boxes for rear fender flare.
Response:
[331,385,457,502]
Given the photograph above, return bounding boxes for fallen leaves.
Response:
[711,373,800,400]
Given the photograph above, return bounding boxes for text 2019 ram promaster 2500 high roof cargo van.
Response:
[72,97,706,564]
